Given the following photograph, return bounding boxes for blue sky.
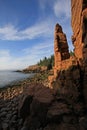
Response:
[0,0,73,70]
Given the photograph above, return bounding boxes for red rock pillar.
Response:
[54,23,70,74]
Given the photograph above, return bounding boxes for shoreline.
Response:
[0,71,49,100]
[0,72,35,90]
[0,70,35,90]
[0,71,50,129]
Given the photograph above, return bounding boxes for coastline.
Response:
[0,71,50,129]
[0,71,49,99]
[0,70,34,89]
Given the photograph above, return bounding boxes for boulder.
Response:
[30,85,54,125]
[20,95,33,120]
[19,84,54,127]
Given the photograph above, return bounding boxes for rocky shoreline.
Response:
[0,71,49,130]
[0,69,87,130]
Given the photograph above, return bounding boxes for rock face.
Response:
[23,65,47,73]
[19,83,87,130]
[19,84,54,129]
[48,23,76,86]
[54,23,70,71]
[71,0,87,108]
[71,0,87,60]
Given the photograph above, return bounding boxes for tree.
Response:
[70,50,74,56]
[37,55,54,70]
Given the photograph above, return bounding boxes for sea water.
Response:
[0,70,33,88]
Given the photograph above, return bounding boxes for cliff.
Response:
[23,65,47,73]
[71,0,83,59]
[71,0,87,60]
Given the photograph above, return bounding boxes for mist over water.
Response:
[0,70,33,88]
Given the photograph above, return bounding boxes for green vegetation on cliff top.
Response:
[37,54,54,70]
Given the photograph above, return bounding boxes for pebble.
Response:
[2,123,9,129]
[12,111,17,115]
[0,111,7,117]
[0,86,24,130]
[0,108,7,112]
[11,115,17,121]
[21,126,29,130]
[6,113,12,120]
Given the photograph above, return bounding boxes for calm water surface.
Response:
[0,70,33,88]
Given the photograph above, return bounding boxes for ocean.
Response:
[0,70,33,88]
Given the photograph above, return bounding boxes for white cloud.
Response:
[0,20,53,41]
[23,40,54,64]
[0,0,71,43]
[0,40,54,70]
[38,0,47,10]
[38,0,54,11]
[0,24,19,40]
[0,50,10,57]
[21,21,51,39]
[53,0,71,18]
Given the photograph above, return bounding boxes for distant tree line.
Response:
[37,50,74,70]
[37,55,54,70]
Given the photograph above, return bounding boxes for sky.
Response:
[0,0,73,70]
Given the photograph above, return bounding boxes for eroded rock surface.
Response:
[54,23,70,70]
[71,0,87,60]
